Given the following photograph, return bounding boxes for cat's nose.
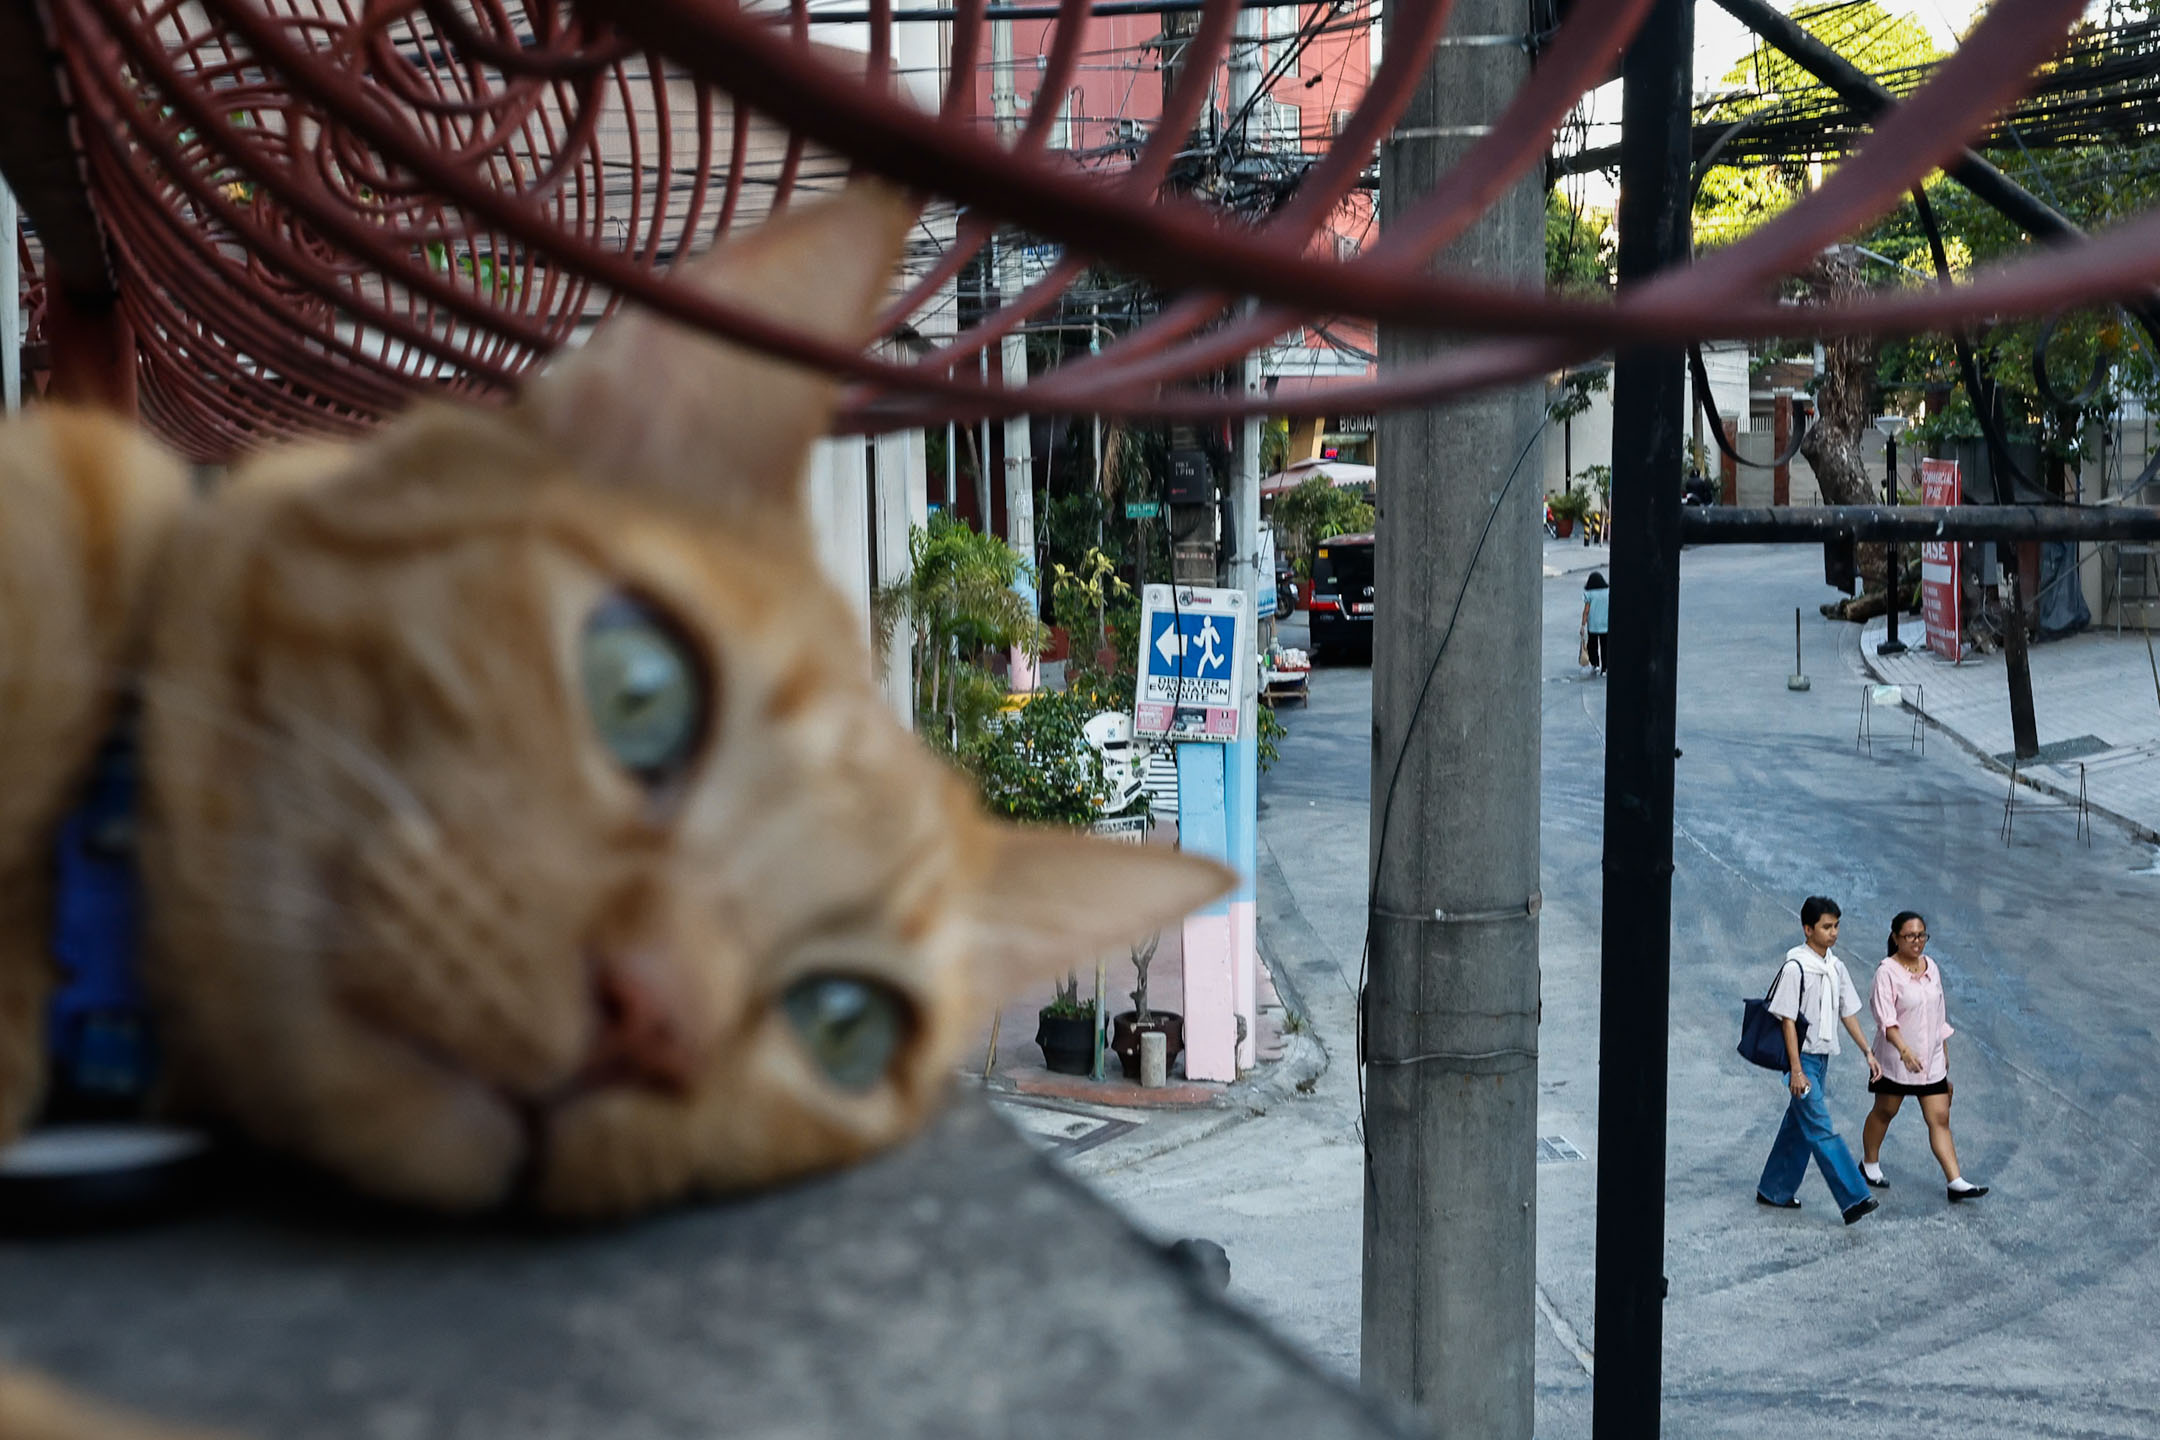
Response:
[585,946,711,1094]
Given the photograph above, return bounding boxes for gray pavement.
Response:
[1861,609,2160,841]
[1075,544,2160,1438]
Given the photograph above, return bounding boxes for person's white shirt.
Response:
[1764,944,1862,1056]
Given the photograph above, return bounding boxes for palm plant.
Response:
[873,514,1042,746]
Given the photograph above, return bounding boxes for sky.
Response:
[1565,0,1985,208]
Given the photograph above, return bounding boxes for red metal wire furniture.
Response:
[17,0,2160,461]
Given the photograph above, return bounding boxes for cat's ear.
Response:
[965,823,1236,994]
[520,182,915,519]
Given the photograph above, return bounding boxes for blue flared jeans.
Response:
[1756,1051,1868,1212]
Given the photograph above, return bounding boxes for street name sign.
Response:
[1125,501,1162,519]
[1920,458,1962,662]
[1134,583,1246,742]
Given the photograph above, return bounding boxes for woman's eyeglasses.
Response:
[1898,931,1928,943]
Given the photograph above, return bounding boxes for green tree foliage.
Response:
[1866,145,2160,471]
[1260,416,1292,477]
[1270,476,1374,578]
[874,514,1041,746]
[1546,189,1613,293]
[1037,489,1109,577]
[1694,3,1943,250]
[958,689,1111,827]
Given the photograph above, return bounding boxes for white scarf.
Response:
[1787,944,1841,1042]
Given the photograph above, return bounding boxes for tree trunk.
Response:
[1802,248,1891,620]
[913,621,930,714]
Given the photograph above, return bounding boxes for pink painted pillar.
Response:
[1176,743,1237,1082]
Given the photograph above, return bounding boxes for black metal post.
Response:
[1592,0,1690,1435]
[1679,505,2160,545]
[1879,431,1907,655]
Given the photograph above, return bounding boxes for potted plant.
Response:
[1034,973,1098,1076]
[955,688,1121,1075]
[1548,487,1592,539]
[1108,934,1184,1081]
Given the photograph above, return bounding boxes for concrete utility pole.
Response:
[1223,5,1266,1073]
[992,19,1037,688]
[1592,0,1691,1434]
[1362,0,1543,1431]
[0,176,18,413]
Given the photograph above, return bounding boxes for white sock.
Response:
[1862,1162,1885,1182]
[1949,1176,1980,1193]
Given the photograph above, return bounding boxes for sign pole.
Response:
[1135,583,1247,1083]
[1920,458,1963,662]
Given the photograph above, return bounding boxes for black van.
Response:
[1308,532,1374,662]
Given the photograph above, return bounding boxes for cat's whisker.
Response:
[136,679,430,840]
[261,698,437,847]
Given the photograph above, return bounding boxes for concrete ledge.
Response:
[0,1097,1415,1440]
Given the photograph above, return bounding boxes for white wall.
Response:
[1546,376,1613,495]
[1695,341,1749,451]
[1730,431,1824,506]
[804,430,928,722]
[1543,343,1747,497]
[807,437,874,621]
[873,429,927,719]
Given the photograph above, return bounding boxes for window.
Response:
[1262,7,1298,78]
[1267,100,1304,147]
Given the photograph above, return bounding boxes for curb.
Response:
[1855,633,2160,846]
[1542,551,1611,579]
[1059,1031,1328,1178]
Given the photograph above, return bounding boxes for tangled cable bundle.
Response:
[20,0,2160,461]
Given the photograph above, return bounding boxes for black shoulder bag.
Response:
[1737,960,1808,1071]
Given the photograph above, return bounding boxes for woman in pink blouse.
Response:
[1860,910,1988,1202]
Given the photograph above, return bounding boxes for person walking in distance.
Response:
[1756,896,1883,1224]
[1580,571,1610,676]
[1860,911,1988,1203]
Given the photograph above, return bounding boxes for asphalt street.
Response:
[1080,543,2160,1438]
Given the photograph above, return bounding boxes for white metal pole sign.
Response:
[1134,583,1246,742]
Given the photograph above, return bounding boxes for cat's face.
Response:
[139,188,1232,1216]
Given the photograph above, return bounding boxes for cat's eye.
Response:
[781,976,909,1091]
[581,594,708,784]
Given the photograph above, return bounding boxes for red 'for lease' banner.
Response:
[1919,458,1961,662]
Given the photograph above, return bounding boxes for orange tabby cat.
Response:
[134,182,1233,1218]
[0,409,188,1143]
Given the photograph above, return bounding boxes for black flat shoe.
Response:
[1756,1193,1801,1209]
[1864,1172,1890,1189]
[1842,1197,1880,1225]
[1947,1184,1989,1202]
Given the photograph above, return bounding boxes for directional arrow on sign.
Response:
[1154,621,1183,666]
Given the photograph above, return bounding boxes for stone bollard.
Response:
[1139,1030,1168,1089]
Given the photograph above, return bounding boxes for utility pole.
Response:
[992,20,1037,689]
[1592,1,1691,1436]
[1362,0,1542,1432]
[0,175,18,413]
[978,236,994,530]
[1224,11,1266,1072]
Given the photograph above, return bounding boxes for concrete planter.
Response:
[1109,1010,1184,1081]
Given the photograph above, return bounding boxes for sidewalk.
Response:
[1543,537,1609,579]
[1857,615,2160,841]
[963,839,1314,1113]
